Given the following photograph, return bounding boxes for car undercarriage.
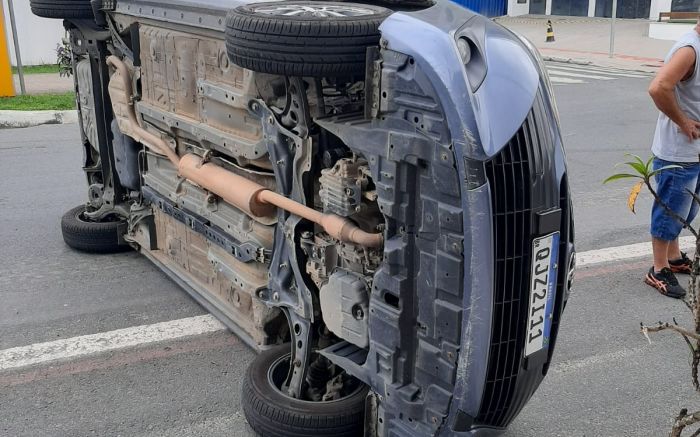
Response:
[36,0,575,435]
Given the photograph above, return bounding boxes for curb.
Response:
[0,110,79,129]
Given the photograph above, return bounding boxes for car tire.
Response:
[30,0,94,19]
[225,1,391,77]
[242,345,369,437]
[61,205,131,254]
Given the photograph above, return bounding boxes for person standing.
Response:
[646,20,700,298]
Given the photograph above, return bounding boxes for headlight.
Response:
[453,35,487,92]
[456,37,472,65]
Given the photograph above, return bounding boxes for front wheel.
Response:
[242,345,368,437]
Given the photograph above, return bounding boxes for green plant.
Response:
[56,38,73,78]
[606,154,700,437]
[0,92,76,111]
[11,64,61,75]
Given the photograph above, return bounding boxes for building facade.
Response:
[458,0,699,19]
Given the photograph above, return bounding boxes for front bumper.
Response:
[377,2,575,435]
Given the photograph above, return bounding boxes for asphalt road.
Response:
[1,71,696,437]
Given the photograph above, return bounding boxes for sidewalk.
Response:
[12,72,73,94]
[495,15,674,71]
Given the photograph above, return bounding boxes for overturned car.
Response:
[34,0,576,435]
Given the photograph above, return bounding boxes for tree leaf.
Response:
[624,161,648,176]
[646,155,654,171]
[625,153,649,171]
[649,165,683,177]
[628,180,643,214]
[603,173,642,184]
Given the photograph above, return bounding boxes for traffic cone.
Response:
[546,20,555,43]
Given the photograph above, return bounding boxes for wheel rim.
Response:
[252,4,378,17]
[76,208,123,224]
[267,352,364,403]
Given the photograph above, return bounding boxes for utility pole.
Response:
[609,0,618,58]
[6,0,24,94]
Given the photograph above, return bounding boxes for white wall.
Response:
[508,0,531,16]
[649,0,672,20]
[649,22,694,40]
[2,1,66,66]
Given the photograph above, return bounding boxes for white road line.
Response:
[549,76,585,84]
[0,238,696,370]
[0,315,225,371]
[551,346,644,374]
[577,236,695,267]
[546,64,649,78]
[546,69,615,80]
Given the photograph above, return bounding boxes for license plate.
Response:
[524,232,560,357]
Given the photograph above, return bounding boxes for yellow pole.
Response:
[0,2,15,97]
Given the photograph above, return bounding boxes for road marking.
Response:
[551,346,644,374]
[577,236,694,267]
[0,333,238,387]
[546,64,649,78]
[0,314,225,371]
[0,237,696,371]
[546,69,615,80]
[550,77,584,84]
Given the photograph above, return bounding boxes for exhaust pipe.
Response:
[178,155,384,247]
[106,56,180,167]
[106,56,384,248]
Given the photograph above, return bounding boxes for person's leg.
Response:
[653,237,672,272]
[647,158,695,297]
[668,163,700,264]
[668,238,682,263]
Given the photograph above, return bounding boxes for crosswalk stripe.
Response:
[550,76,585,84]
[0,315,226,371]
[577,236,694,266]
[546,69,616,80]
[547,64,650,78]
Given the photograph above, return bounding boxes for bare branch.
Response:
[670,409,700,437]
[642,322,700,341]
[693,347,700,391]
[645,180,699,238]
[687,189,700,209]
[673,318,696,352]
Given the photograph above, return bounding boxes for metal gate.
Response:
[551,0,590,16]
[596,0,651,17]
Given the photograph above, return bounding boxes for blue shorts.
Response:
[651,157,700,241]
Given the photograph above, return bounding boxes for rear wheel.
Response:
[61,205,130,254]
[242,345,368,437]
[225,1,391,77]
[30,0,94,19]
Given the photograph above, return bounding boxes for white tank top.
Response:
[652,31,700,163]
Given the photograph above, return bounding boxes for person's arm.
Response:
[649,46,700,141]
